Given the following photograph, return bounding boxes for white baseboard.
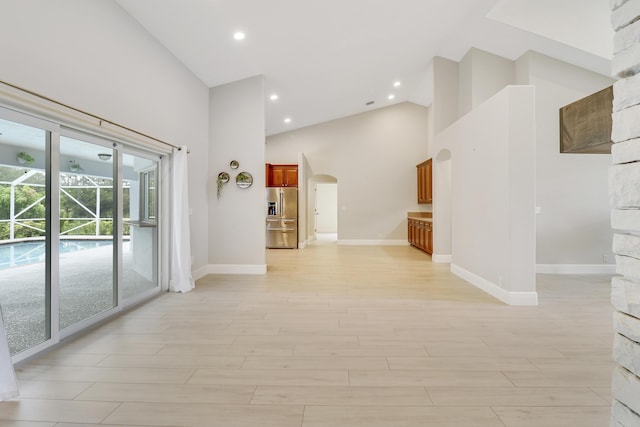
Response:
[197,264,267,276]
[432,254,452,263]
[298,240,307,249]
[451,264,538,306]
[536,264,617,274]
[192,265,210,281]
[337,240,409,246]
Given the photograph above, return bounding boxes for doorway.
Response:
[315,183,338,242]
[307,174,337,244]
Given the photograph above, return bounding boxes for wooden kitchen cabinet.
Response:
[266,164,298,187]
[407,217,432,255]
[418,221,425,250]
[417,159,432,204]
[425,221,433,254]
[409,220,417,245]
[408,219,416,247]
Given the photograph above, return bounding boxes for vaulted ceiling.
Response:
[116,0,612,136]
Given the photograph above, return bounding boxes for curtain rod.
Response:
[0,79,187,152]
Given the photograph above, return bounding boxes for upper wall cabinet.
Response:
[417,159,432,204]
[266,163,298,187]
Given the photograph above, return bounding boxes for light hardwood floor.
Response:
[3,244,613,426]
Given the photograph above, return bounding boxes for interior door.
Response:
[315,183,338,233]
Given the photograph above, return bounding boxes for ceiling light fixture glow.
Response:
[388,94,395,100]
[233,31,246,41]
[393,81,401,87]
[270,94,279,101]
[284,117,292,124]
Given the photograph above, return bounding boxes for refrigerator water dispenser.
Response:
[267,202,277,216]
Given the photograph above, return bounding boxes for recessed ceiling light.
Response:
[388,94,395,100]
[393,81,401,87]
[233,31,246,41]
[270,94,279,101]
[284,117,292,124]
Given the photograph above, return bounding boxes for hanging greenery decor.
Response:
[217,172,230,198]
[69,160,84,173]
[17,151,35,165]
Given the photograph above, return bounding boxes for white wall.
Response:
[433,149,452,260]
[298,152,310,247]
[0,0,211,271]
[208,76,266,272]
[516,51,615,270]
[458,48,515,117]
[431,57,460,137]
[267,102,429,243]
[433,86,537,305]
[436,48,616,273]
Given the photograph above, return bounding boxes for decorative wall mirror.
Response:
[236,171,253,188]
[218,172,230,183]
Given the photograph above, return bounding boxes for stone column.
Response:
[610,1,640,425]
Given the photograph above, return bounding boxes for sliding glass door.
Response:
[122,151,159,301]
[0,107,164,360]
[58,134,116,331]
[0,115,51,355]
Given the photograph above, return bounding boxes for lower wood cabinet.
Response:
[408,218,432,255]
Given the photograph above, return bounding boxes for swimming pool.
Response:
[0,240,113,270]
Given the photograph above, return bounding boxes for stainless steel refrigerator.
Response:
[266,187,298,248]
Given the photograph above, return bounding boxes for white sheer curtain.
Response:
[0,307,18,400]
[169,146,195,293]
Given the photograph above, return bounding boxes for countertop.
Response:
[407,212,432,222]
[408,216,432,222]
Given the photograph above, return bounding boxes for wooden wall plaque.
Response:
[559,85,613,154]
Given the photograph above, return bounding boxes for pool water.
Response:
[0,240,113,270]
